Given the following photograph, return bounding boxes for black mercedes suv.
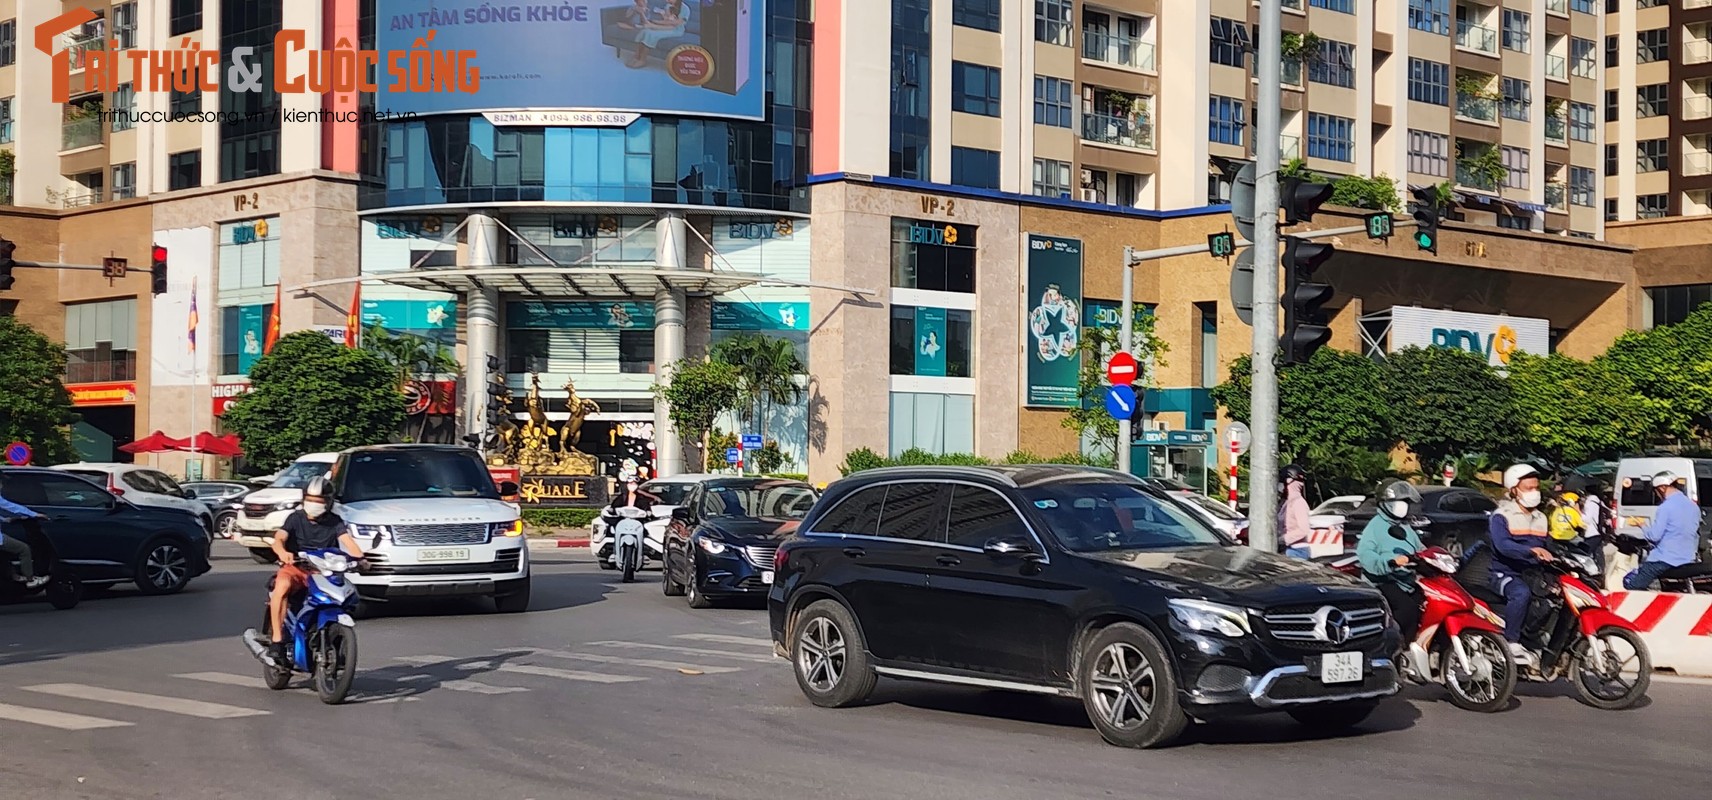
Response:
[766,466,1401,749]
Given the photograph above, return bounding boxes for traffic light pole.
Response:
[1117,250,1135,475]
[1247,0,1287,554]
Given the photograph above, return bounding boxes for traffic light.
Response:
[149,245,168,295]
[1281,235,1334,366]
[0,236,15,291]
[1411,187,1444,255]
[1282,176,1335,225]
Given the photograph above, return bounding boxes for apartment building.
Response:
[1602,0,1712,222]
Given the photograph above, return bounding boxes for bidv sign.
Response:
[1432,324,1520,365]
[907,223,960,247]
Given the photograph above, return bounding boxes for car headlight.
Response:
[275,500,301,512]
[695,537,727,555]
[1168,599,1253,638]
[491,520,523,537]
[351,524,390,543]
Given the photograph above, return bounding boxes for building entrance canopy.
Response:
[289,266,798,300]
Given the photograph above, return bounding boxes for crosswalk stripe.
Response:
[395,656,646,685]
[673,634,776,649]
[23,684,270,719]
[522,648,742,674]
[174,672,266,688]
[586,641,779,664]
[395,673,530,695]
[0,702,133,730]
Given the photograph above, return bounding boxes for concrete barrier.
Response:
[1606,591,1712,678]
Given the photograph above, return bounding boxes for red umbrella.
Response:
[179,432,243,457]
[119,431,186,454]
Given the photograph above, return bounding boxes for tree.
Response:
[0,317,78,464]
[709,332,805,442]
[1598,306,1712,442]
[1506,351,1658,471]
[221,332,407,472]
[654,358,743,471]
[1063,308,1167,461]
[361,325,461,442]
[1382,346,1522,471]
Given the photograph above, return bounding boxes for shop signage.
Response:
[1387,307,1548,368]
[906,222,962,247]
[727,220,796,240]
[1167,431,1213,447]
[1024,234,1084,408]
[212,382,253,416]
[508,301,655,330]
[229,218,272,245]
[711,301,807,331]
[919,195,957,217]
[482,111,640,127]
[232,192,262,214]
[69,382,138,407]
[516,475,609,509]
[374,217,445,239]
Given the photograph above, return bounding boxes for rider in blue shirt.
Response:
[0,488,51,588]
[1622,471,1703,590]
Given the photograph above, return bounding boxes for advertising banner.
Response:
[68,382,138,407]
[233,304,268,374]
[376,0,767,119]
[507,301,657,329]
[211,383,253,417]
[1024,235,1084,408]
[1387,306,1549,369]
[711,301,808,331]
[913,306,948,377]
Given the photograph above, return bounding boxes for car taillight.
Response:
[108,479,124,496]
[773,547,788,571]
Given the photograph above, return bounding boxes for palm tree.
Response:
[362,325,460,441]
[710,332,806,445]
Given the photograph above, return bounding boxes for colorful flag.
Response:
[263,282,282,354]
[187,276,198,354]
[344,283,362,348]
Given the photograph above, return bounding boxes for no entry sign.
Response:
[1106,352,1138,386]
[5,441,32,466]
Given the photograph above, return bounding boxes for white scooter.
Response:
[608,506,649,583]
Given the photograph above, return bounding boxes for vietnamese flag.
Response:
[263,282,282,354]
[344,283,362,348]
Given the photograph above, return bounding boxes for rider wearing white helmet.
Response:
[1486,464,1555,665]
[1621,471,1701,590]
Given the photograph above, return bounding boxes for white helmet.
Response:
[1502,463,1540,490]
[1652,470,1680,488]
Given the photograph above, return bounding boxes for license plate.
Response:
[761,570,774,585]
[417,548,470,563]
[1320,651,1363,685]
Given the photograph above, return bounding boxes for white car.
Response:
[330,444,529,613]
[51,463,213,534]
[235,453,339,563]
[590,474,715,570]
[1166,490,1249,542]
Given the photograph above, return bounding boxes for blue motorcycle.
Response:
[242,549,361,704]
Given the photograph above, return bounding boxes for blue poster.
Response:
[914,306,947,378]
[711,301,808,331]
[361,299,458,333]
[507,301,656,329]
[376,0,767,119]
[235,305,267,374]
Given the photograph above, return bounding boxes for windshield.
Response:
[1021,481,1228,552]
[701,480,818,519]
[642,482,693,506]
[337,450,501,503]
[1179,492,1244,521]
[271,460,331,490]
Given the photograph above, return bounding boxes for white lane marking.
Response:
[522,648,742,674]
[0,702,133,730]
[395,673,530,695]
[174,672,266,688]
[22,684,270,719]
[672,634,775,649]
[587,641,778,664]
[395,656,646,684]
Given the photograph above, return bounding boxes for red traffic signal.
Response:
[150,245,168,295]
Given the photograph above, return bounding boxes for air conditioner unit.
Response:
[1080,189,1101,202]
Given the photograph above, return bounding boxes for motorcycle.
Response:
[241,549,362,705]
[0,521,81,610]
[605,506,649,583]
[1611,535,1712,593]
[1394,547,1517,712]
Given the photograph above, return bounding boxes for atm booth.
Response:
[1128,429,1214,491]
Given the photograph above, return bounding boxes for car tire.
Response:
[685,557,713,609]
[791,599,876,708]
[1078,623,1190,749]
[216,512,239,540]
[494,579,531,613]
[661,552,685,596]
[135,537,193,595]
[1286,700,1380,732]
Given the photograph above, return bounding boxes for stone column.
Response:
[653,211,689,476]
[464,212,502,440]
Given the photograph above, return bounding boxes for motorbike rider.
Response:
[262,477,364,667]
[1485,464,1556,665]
[1356,481,1426,641]
[1580,482,1611,574]
[0,488,51,589]
[608,478,654,514]
[1621,471,1702,590]
[1278,464,1313,559]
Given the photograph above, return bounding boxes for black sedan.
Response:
[0,467,212,596]
[1341,485,1497,557]
[661,477,819,608]
[183,480,254,540]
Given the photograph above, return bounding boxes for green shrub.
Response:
[522,508,601,530]
[764,472,810,481]
[838,447,889,475]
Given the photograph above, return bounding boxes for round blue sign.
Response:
[1104,385,1138,421]
[4,441,31,466]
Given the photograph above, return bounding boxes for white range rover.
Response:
[327,444,529,613]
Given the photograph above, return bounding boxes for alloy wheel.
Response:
[797,616,847,693]
[1089,642,1156,731]
[1448,632,1510,704]
[146,544,187,590]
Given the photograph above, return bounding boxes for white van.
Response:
[235,452,339,563]
[1613,456,1712,539]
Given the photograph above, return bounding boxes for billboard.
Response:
[376,0,766,119]
[1387,306,1550,369]
[1024,235,1084,408]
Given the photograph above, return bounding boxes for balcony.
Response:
[1687,39,1712,66]
[61,116,103,150]
[60,191,101,209]
[1688,96,1712,121]
[1281,135,1300,161]
[1456,91,1499,123]
[1456,20,1498,55]
[1456,160,1500,193]
[1545,54,1566,81]
[1546,0,1567,13]
[1281,58,1303,88]
[1545,115,1568,144]
[1685,152,1712,177]
[1081,112,1154,151]
[1545,182,1566,211]
[1082,31,1155,72]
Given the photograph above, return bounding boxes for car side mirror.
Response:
[983,536,1042,560]
[182,488,197,499]
[498,480,519,497]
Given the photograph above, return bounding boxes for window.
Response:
[1198,302,1218,387]
[171,88,201,116]
[0,97,12,144]
[1306,113,1354,162]
[1638,139,1668,173]
[1570,37,1595,77]
[0,473,111,509]
[1033,76,1073,127]
[1208,96,1245,146]
[875,483,951,542]
[1408,59,1450,105]
[168,150,202,190]
[618,329,654,374]
[890,218,979,293]
[1604,35,1616,69]
[1408,130,1449,177]
[1501,77,1531,121]
[1502,9,1530,53]
[1035,0,1072,46]
[1501,146,1529,189]
[1311,0,1354,12]
[814,486,887,536]
[1638,84,1668,118]
[1409,0,1449,35]
[1308,39,1354,88]
[1570,0,1593,12]
[1647,284,1712,328]
[111,163,136,200]
[1638,29,1668,63]
[945,486,1029,549]
[889,393,976,456]
[1114,173,1138,207]
[1638,194,1668,219]
[1210,17,1248,69]
[113,2,137,49]
[951,62,1001,117]
[0,20,14,67]
[64,299,138,383]
[950,147,1000,190]
[111,84,135,131]
[1569,102,1595,142]
[1568,166,1594,206]
[219,0,284,183]
[170,0,202,35]
[1605,144,1617,177]
[1605,198,1619,222]
[1497,212,1532,230]
[953,0,1001,32]
[890,305,973,377]
[1032,157,1071,197]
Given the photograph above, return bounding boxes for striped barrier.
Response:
[1605,591,1712,678]
[1302,528,1345,558]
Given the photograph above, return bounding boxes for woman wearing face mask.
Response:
[1356,481,1426,641]
[1278,464,1313,558]
[1485,464,1556,666]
